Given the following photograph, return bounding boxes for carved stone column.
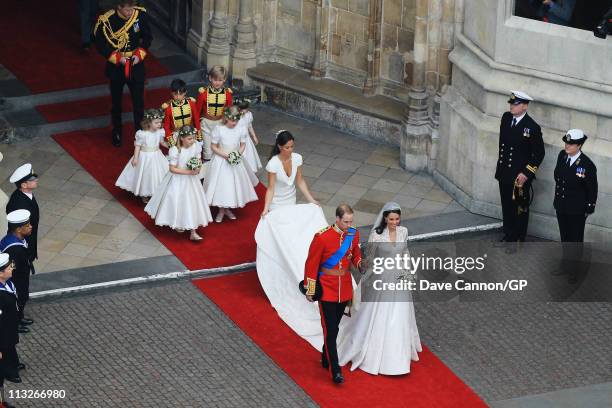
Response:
[363,0,383,95]
[232,0,258,85]
[310,0,324,79]
[203,0,231,69]
[401,0,431,172]
[187,0,212,64]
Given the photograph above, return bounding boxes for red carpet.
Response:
[194,271,488,408]
[0,0,169,93]
[53,126,265,270]
[37,88,170,123]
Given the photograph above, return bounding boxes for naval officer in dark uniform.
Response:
[6,164,40,274]
[553,129,597,283]
[94,0,153,147]
[554,129,597,242]
[495,91,545,242]
[0,210,34,334]
[0,253,22,407]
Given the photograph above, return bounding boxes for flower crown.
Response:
[224,109,242,121]
[143,108,164,120]
[178,125,197,137]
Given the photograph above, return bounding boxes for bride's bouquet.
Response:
[227,151,242,166]
[186,156,202,171]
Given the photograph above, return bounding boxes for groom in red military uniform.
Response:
[302,204,363,384]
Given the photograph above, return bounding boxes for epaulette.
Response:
[316,225,332,235]
[94,9,115,33]
[189,97,196,102]
[198,87,206,94]
[135,6,147,12]
[97,9,115,23]
[161,101,170,109]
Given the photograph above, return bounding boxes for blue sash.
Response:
[319,227,356,276]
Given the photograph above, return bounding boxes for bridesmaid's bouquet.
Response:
[186,156,202,171]
[227,151,242,166]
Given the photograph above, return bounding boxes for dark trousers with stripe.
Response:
[319,300,347,375]
[110,78,145,136]
[499,181,530,241]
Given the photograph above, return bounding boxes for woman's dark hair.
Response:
[269,130,295,160]
[375,209,401,234]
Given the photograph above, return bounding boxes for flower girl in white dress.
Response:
[115,109,169,203]
[144,125,212,241]
[236,99,262,172]
[205,106,259,223]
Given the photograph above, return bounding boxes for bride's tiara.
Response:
[275,129,288,138]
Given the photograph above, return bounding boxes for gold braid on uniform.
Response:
[94,7,146,51]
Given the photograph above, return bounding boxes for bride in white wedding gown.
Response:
[337,202,422,375]
[255,130,328,349]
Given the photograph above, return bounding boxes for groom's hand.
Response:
[306,295,314,302]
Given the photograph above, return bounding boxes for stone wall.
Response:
[183,0,419,100]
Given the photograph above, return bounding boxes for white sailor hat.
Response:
[9,163,38,185]
[0,253,10,270]
[562,129,588,145]
[7,209,31,226]
[0,253,11,271]
[508,90,534,105]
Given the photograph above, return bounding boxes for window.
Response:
[514,0,612,32]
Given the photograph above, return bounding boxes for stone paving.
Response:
[8,281,317,408]
[0,105,458,274]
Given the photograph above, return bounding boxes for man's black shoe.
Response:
[332,372,344,384]
[17,363,26,370]
[5,375,21,383]
[112,132,122,147]
[20,318,33,326]
[17,325,30,334]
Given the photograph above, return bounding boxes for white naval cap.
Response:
[508,90,534,105]
[562,129,588,144]
[9,163,38,184]
[7,209,31,225]
[0,253,10,270]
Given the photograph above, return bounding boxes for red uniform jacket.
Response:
[161,97,201,145]
[196,86,233,121]
[303,225,362,303]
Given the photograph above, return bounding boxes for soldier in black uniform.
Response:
[495,91,545,242]
[0,253,21,408]
[0,210,33,335]
[6,164,40,278]
[94,0,153,147]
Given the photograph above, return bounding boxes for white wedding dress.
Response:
[255,153,328,349]
[337,226,422,375]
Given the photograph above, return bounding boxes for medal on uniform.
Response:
[523,128,530,138]
[576,167,585,178]
[134,20,140,32]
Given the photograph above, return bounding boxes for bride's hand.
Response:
[310,200,321,207]
[261,208,269,218]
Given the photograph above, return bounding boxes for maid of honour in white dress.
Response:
[237,100,262,172]
[144,126,212,241]
[205,107,259,223]
[255,131,328,349]
[115,110,169,202]
[336,202,422,375]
